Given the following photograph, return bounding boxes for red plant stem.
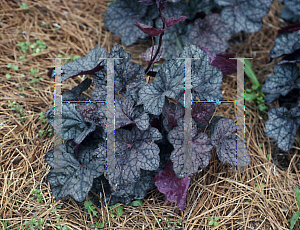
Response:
[145,8,165,74]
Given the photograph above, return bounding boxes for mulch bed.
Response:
[0,0,299,229]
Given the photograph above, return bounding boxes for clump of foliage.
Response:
[44,0,251,211]
[104,0,274,60]
[262,23,300,152]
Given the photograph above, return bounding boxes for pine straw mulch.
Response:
[0,0,300,229]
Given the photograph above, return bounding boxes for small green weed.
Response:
[155,217,182,229]
[30,189,43,203]
[17,40,46,54]
[129,200,143,206]
[208,216,219,227]
[255,182,265,194]
[28,68,43,86]
[17,42,31,53]
[20,217,44,230]
[20,2,28,9]
[290,188,300,230]
[1,220,10,229]
[30,40,47,54]
[38,112,48,123]
[174,32,183,52]
[7,63,19,70]
[84,201,99,218]
[56,54,79,64]
[84,201,106,229]
[90,222,105,230]
[108,203,124,217]
[6,63,19,79]
[8,100,27,122]
[19,56,26,61]
[244,59,268,112]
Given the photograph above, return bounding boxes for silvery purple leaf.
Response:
[215,0,274,33]
[261,63,300,97]
[138,59,185,115]
[211,117,251,167]
[45,144,106,201]
[189,14,232,56]
[76,96,150,130]
[168,118,212,178]
[45,103,95,145]
[93,45,145,95]
[270,30,300,59]
[48,46,107,82]
[265,107,300,152]
[179,45,223,102]
[95,127,161,194]
[104,0,151,46]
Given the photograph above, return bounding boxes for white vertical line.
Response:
[232,57,252,167]
[184,58,192,174]
[53,58,63,172]
[106,58,117,173]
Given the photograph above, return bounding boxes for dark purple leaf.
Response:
[262,64,300,98]
[197,47,237,76]
[189,14,232,56]
[48,46,107,82]
[278,23,300,34]
[265,107,300,152]
[270,30,300,59]
[133,22,166,37]
[138,59,185,115]
[166,16,187,28]
[104,0,152,46]
[154,160,190,211]
[142,45,165,63]
[211,118,251,167]
[168,118,213,178]
[192,103,215,128]
[215,0,274,33]
[162,100,184,132]
[45,144,106,201]
[138,0,156,4]
[139,0,180,11]
[211,53,237,76]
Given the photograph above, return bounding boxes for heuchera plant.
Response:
[104,0,274,60]
[262,23,300,152]
[45,0,251,210]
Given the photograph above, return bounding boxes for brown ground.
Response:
[1,0,300,229]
